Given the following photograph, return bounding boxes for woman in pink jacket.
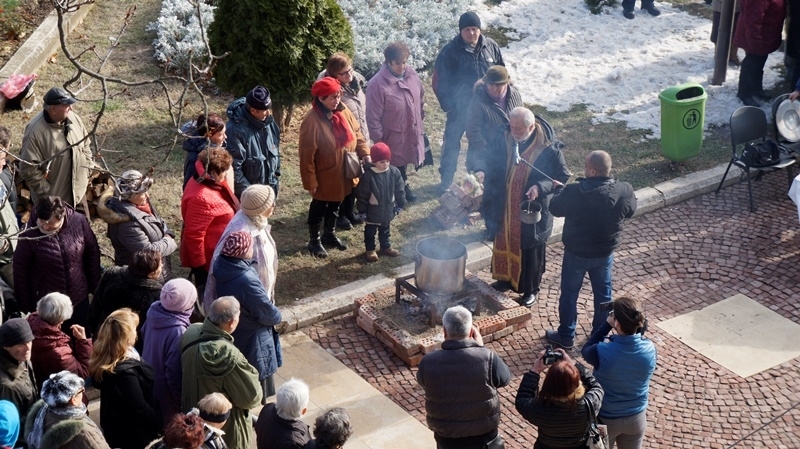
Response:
[366,42,425,202]
[179,148,239,290]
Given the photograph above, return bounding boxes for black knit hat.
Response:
[0,318,33,346]
[459,12,481,30]
[246,86,272,110]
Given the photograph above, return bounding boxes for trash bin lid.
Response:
[777,99,800,142]
[659,82,707,103]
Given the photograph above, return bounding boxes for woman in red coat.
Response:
[180,147,239,290]
[734,0,786,106]
[298,77,369,259]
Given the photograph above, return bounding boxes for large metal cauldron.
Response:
[414,237,467,294]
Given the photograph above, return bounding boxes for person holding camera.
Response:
[514,347,603,449]
[581,297,656,449]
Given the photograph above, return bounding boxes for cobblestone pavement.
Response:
[307,173,800,448]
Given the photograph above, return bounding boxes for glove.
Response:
[393,207,403,216]
[358,213,368,222]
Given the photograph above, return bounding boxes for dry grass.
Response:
[1,0,785,305]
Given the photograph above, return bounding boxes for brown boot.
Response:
[379,247,400,257]
[365,250,379,262]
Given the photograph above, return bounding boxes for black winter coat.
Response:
[88,266,162,347]
[93,358,162,449]
[355,165,406,227]
[515,364,604,449]
[13,205,101,312]
[550,177,637,258]
[433,34,504,113]
[255,403,312,449]
[226,97,281,197]
[466,82,523,173]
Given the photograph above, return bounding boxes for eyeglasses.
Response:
[338,67,353,76]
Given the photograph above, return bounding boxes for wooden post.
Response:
[712,0,737,85]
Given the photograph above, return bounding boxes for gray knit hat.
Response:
[41,371,84,407]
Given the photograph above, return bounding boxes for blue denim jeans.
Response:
[556,250,614,343]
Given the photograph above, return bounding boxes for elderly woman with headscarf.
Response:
[98,170,177,281]
[141,278,197,424]
[366,41,425,202]
[181,147,240,290]
[13,196,101,328]
[204,184,277,314]
[299,77,370,259]
[212,231,282,403]
[25,371,110,449]
[27,293,92,390]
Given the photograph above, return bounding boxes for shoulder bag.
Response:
[584,397,609,449]
[344,150,364,180]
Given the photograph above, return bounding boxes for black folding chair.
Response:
[715,106,796,212]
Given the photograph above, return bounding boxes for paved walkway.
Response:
[298,172,800,448]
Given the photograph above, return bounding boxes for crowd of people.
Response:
[0,7,665,449]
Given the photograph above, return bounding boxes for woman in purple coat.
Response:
[733,0,786,106]
[141,278,197,423]
[13,196,101,329]
[366,42,425,202]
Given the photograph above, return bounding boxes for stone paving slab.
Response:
[306,172,800,448]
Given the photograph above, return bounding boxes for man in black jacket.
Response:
[546,151,637,349]
[417,305,511,449]
[433,11,504,195]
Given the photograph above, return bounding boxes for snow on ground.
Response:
[472,0,786,138]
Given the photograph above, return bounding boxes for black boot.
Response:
[404,184,417,203]
[321,217,347,250]
[307,224,328,258]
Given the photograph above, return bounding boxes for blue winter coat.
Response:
[225,98,281,198]
[212,255,282,380]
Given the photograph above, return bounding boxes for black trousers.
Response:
[738,53,768,98]
[308,199,342,228]
[337,192,356,220]
[518,243,547,295]
[364,224,391,251]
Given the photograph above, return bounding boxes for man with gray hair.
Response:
[19,87,96,208]
[416,305,511,449]
[489,107,570,308]
[181,296,262,449]
[255,378,312,449]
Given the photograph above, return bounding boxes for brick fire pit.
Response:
[353,272,532,366]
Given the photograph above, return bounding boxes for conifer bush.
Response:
[208,0,354,129]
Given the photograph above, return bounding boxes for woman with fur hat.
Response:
[97,169,177,281]
[299,77,370,259]
[212,231,282,403]
[141,278,197,424]
[515,348,604,449]
[204,184,278,314]
[25,370,110,449]
[89,309,162,449]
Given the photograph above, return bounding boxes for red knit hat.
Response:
[221,231,253,258]
[311,77,341,97]
[370,143,392,162]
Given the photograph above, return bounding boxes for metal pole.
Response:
[712,0,737,85]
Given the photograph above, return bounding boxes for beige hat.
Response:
[241,185,275,218]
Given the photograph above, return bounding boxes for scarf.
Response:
[313,99,354,148]
[28,403,88,448]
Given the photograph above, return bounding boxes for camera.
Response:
[599,301,613,312]
[542,345,563,365]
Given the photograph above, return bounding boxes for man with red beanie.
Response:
[354,143,406,262]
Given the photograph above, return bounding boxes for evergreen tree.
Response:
[209,0,354,130]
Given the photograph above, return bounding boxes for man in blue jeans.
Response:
[546,150,637,349]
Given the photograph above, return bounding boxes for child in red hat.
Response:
[354,143,406,262]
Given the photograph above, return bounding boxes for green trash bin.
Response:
[659,82,707,162]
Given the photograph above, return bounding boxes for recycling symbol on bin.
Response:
[682,109,701,130]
